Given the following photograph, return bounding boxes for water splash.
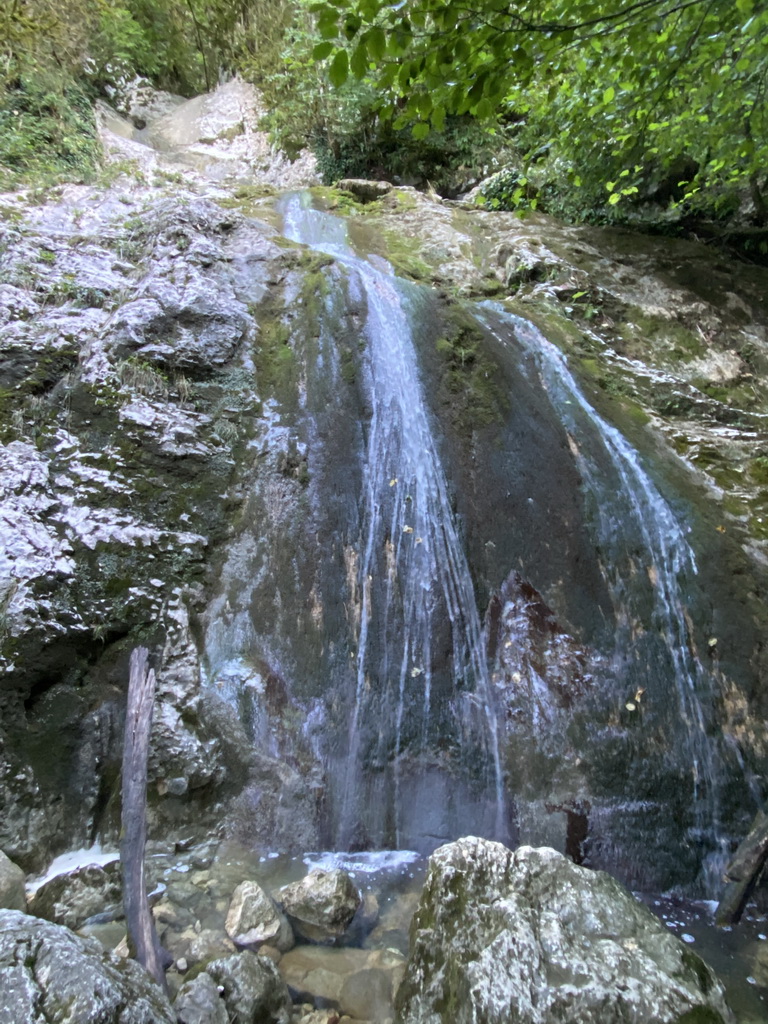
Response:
[282,193,506,846]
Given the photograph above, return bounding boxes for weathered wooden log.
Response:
[121,646,166,989]
[715,804,768,927]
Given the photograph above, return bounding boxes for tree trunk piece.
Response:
[121,647,166,989]
[715,806,768,927]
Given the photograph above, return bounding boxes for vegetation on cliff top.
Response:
[2,0,767,250]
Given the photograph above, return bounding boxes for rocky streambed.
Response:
[3,836,766,1023]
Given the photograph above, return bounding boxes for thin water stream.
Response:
[477,304,730,886]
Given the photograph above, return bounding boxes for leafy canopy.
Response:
[309,0,768,214]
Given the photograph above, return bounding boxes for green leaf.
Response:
[608,192,622,205]
[603,86,615,103]
[343,14,361,39]
[312,41,334,60]
[412,122,430,140]
[328,50,349,87]
[350,42,368,78]
[318,12,340,39]
[368,25,386,61]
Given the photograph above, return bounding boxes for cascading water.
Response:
[281,193,506,848]
[477,304,729,885]
[199,190,739,888]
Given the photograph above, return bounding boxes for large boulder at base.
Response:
[0,909,175,1024]
[0,850,26,910]
[203,950,292,1024]
[395,839,735,1024]
[30,862,122,930]
[225,879,294,952]
[276,869,361,944]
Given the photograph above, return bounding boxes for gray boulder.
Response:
[225,879,294,951]
[396,838,735,1024]
[0,908,175,1024]
[0,849,26,910]
[276,868,361,944]
[30,861,122,930]
[205,951,292,1024]
[174,972,229,1024]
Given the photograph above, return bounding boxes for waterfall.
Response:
[282,194,506,848]
[478,304,727,881]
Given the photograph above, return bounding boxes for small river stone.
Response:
[226,880,294,952]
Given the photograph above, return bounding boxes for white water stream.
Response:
[282,194,506,846]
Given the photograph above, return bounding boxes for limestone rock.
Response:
[277,869,361,944]
[500,240,563,290]
[104,74,185,128]
[31,861,123,930]
[395,838,735,1024]
[337,179,393,202]
[226,879,294,951]
[174,972,229,1024]
[0,731,54,871]
[145,79,318,187]
[205,950,292,1024]
[0,849,25,910]
[0,908,175,1023]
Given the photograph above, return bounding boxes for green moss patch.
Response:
[434,305,509,435]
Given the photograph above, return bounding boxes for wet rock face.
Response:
[396,838,735,1024]
[0,908,176,1024]
[0,181,317,860]
[2,142,768,896]
[0,189,280,685]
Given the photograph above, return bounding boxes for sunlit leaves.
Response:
[307,0,768,215]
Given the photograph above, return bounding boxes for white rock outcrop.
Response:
[396,838,735,1024]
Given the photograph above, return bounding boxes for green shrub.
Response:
[0,64,100,189]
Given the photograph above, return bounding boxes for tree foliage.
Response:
[309,0,768,219]
[0,0,292,185]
